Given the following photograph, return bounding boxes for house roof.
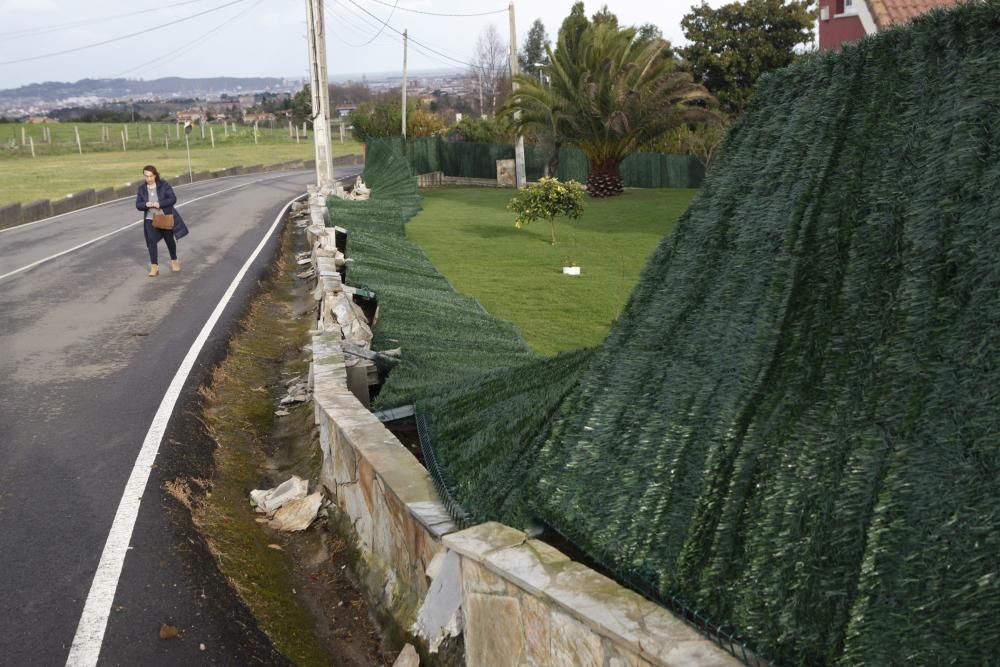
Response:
[866,0,960,30]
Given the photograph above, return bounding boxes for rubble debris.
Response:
[250,476,309,514]
[348,176,371,201]
[279,380,310,405]
[268,492,323,532]
[392,643,420,667]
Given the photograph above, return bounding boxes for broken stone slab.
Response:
[412,550,463,653]
[268,492,323,531]
[279,384,310,405]
[392,643,420,667]
[250,475,309,514]
[327,296,374,347]
[343,343,401,368]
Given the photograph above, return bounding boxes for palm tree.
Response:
[504,21,714,197]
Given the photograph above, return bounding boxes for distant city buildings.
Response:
[0,70,469,119]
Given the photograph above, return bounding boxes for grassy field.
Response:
[0,121,361,206]
[408,187,699,356]
[1,120,330,156]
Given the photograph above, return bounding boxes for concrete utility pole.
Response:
[478,68,484,118]
[305,0,335,187]
[184,122,193,182]
[508,2,526,188]
[401,29,408,139]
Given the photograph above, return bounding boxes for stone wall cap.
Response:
[458,530,743,666]
[443,522,527,562]
[407,500,458,538]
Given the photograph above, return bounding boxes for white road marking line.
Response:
[64,193,306,667]
[0,170,303,234]
[0,174,298,283]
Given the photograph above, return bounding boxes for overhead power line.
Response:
[327,0,464,70]
[114,0,267,77]
[344,0,476,69]
[0,0,219,39]
[366,0,506,18]
[0,0,250,66]
[351,0,399,47]
[326,2,399,49]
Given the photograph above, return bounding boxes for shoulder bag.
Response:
[152,212,175,230]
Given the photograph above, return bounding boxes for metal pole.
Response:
[185,135,193,182]
[509,2,526,188]
[401,29,408,138]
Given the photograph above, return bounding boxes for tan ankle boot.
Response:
[148,264,159,277]
[170,259,180,272]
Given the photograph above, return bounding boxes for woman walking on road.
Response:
[135,165,189,276]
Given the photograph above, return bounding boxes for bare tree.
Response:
[469,24,510,117]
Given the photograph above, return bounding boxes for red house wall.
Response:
[818,0,867,51]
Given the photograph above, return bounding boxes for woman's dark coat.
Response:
[135,179,189,242]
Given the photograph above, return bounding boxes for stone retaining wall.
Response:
[303,186,744,667]
[0,156,360,230]
[445,523,742,667]
[305,202,457,636]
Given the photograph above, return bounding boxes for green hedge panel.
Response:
[353,10,1000,661]
[367,137,704,187]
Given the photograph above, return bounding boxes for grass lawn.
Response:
[0,126,362,206]
[407,186,698,356]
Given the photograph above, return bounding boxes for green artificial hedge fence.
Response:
[328,140,534,409]
[339,5,1000,663]
[367,135,705,188]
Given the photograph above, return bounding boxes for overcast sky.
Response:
[0,0,758,89]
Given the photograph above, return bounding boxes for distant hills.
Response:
[0,77,299,104]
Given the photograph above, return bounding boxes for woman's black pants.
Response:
[145,223,177,264]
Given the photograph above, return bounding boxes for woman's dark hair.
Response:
[142,165,160,182]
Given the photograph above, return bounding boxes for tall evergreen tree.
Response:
[681,0,815,114]
[519,19,551,79]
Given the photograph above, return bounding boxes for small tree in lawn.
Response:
[508,177,585,245]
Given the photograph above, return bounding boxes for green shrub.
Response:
[507,177,585,244]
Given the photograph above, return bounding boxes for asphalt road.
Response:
[0,167,357,666]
